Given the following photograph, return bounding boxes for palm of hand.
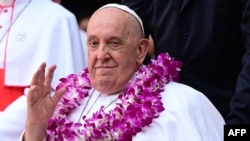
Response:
[26,63,65,133]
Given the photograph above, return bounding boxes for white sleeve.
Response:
[0,95,27,141]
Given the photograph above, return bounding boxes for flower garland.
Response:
[46,53,182,141]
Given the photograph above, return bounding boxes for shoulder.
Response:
[161,81,218,112]
[162,81,204,100]
[29,0,76,20]
[139,82,225,141]
[25,0,79,32]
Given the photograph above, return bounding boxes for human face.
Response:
[87,8,148,94]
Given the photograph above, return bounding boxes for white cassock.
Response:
[0,0,87,140]
[0,0,86,87]
[0,82,224,141]
[69,82,225,141]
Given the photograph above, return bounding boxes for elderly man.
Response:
[21,4,224,141]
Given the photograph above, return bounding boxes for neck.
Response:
[0,0,15,6]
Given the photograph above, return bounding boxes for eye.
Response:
[108,40,122,50]
[88,40,99,51]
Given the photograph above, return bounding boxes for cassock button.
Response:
[16,32,26,41]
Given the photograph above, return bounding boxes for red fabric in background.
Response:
[0,69,25,111]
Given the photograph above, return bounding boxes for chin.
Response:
[93,80,115,94]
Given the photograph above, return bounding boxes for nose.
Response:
[96,43,110,60]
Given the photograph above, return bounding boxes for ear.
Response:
[136,38,150,65]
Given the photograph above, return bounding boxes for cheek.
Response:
[119,56,137,71]
[87,54,95,72]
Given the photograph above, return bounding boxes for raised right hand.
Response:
[24,62,65,141]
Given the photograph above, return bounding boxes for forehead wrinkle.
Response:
[94,4,145,37]
[88,8,142,45]
[89,9,130,34]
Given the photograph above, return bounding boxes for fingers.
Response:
[28,63,56,102]
[30,63,46,86]
[28,63,46,103]
[44,65,57,91]
[27,85,39,105]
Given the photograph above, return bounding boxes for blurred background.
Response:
[58,0,121,32]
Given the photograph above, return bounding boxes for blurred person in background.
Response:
[0,0,86,140]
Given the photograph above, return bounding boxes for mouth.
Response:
[95,65,113,68]
[95,66,116,74]
[95,66,115,69]
[95,64,117,68]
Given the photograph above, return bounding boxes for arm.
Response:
[24,63,65,141]
[226,0,250,124]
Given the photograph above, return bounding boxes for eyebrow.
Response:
[87,35,123,41]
